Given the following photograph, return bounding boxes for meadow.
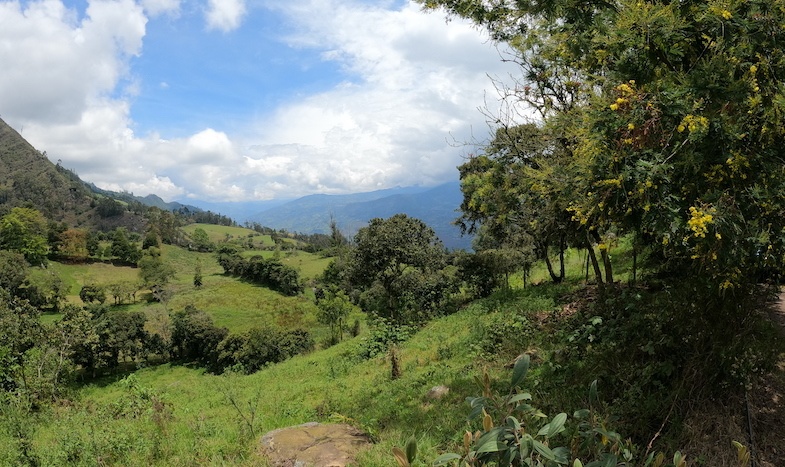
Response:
[10,228,785,466]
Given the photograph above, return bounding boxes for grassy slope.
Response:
[44,229,331,335]
[21,237,783,465]
[26,242,581,466]
[30,293,529,466]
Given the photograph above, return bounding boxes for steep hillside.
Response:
[0,118,97,224]
[0,117,153,231]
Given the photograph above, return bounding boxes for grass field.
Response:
[17,232,781,466]
[29,291,524,466]
[43,231,332,337]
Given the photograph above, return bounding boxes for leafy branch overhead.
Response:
[424,0,785,293]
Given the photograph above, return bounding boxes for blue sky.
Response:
[0,0,519,201]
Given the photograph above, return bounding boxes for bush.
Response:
[352,318,413,360]
[170,306,228,368]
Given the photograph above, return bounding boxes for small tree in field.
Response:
[316,289,352,344]
[193,259,203,289]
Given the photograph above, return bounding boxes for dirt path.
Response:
[746,293,785,466]
[681,293,785,466]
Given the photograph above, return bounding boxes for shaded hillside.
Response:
[0,118,95,224]
[251,182,472,250]
[0,117,145,230]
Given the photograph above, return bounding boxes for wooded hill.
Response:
[0,118,107,227]
[0,117,227,233]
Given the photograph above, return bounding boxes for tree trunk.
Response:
[558,233,566,282]
[542,242,562,283]
[586,233,604,286]
[590,230,614,284]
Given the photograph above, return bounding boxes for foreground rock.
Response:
[259,422,372,467]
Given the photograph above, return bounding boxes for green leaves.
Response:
[537,412,567,438]
[510,353,530,388]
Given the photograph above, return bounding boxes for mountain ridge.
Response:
[246,182,472,250]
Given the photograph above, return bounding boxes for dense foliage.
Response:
[216,246,304,296]
[424,0,785,293]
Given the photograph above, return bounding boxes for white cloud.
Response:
[0,0,519,203]
[0,0,146,124]
[238,0,516,196]
[204,0,246,32]
[141,0,180,17]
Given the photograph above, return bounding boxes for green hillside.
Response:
[0,118,96,224]
[2,102,784,466]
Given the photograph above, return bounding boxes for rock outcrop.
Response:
[259,422,372,467]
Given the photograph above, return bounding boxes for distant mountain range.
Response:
[1,116,471,249]
[187,183,473,250]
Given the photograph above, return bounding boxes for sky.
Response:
[0,0,519,202]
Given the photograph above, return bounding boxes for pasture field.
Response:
[43,235,332,336]
[181,223,306,249]
[27,292,517,466]
[181,223,262,243]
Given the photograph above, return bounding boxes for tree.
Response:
[0,207,49,265]
[142,230,160,250]
[193,259,203,289]
[190,227,214,252]
[138,247,176,301]
[346,214,451,323]
[170,305,228,368]
[85,231,100,257]
[106,281,139,305]
[316,289,353,344]
[21,268,66,312]
[58,228,89,262]
[0,251,28,296]
[0,288,44,394]
[79,284,106,304]
[422,0,785,293]
[456,124,575,284]
[145,208,183,245]
[110,228,141,264]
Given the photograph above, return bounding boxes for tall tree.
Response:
[0,207,49,265]
[138,247,176,295]
[422,0,785,292]
[346,214,452,323]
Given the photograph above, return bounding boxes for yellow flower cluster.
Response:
[567,205,589,225]
[616,81,635,96]
[687,206,714,238]
[708,4,732,19]
[726,152,750,179]
[609,81,636,111]
[677,114,709,133]
[596,178,622,188]
[748,64,760,93]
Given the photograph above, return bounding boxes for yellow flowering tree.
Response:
[424,0,785,293]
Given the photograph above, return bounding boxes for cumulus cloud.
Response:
[238,0,516,196]
[204,0,246,32]
[0,0,146,124]
[0,0,519,202]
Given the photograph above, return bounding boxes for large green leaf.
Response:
[432,453,462,466]
[537,412,567,438]
[511,354,530,388]
[508,392,533,404]
[533,440,557,462]
[405,435,418,463]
